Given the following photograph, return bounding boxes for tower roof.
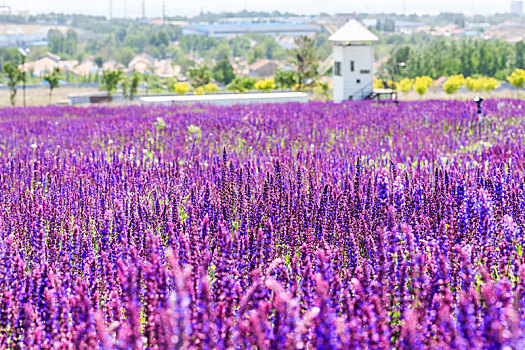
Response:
[329,19,379,43]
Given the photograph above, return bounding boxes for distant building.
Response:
[150,19,189,27]
[0,5,10,15]
[153,59,179,78]
[183,22,321,38]
[511,1,524,14]
[331,13,358,29]
[103,60,125,71]
[329,19,378,102]
[276,35,297,49]
[73,59,98,77]
[20,52,61,76]
[21,57,57,76]
[126,54,179,78]
[395,21,424,34]
[467,22,490,29]
[362,18,378,28]
[232,57,250,76]
[248,59,285,78]
[128,54,155,74]
[58,60,80,73]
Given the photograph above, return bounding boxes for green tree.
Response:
[189,65,211,88]
[382,18,396,32]
[274,69,296,88]
[507,68,525,88]
[65,29,78,56]
[116,47,135,66]
[226,76,256,93]
[43,67,61,101]
[262,37,278,59]
[129,73,140,100]
[94,56,104,68]
[2,64,23,107]
[124,32,148,52]
[386,46,411,78]
[122,72,140,101]
[443,74,465,94]
[248,47,264,64]
[116,28,127,42]
[212,59,235,85]
[515,41,525,70]
[229,36,251,57]
[157,31,170,47]
[291,36,319,91]
[101,69,123,96]
[148,31,170,47]
[48,29,65,55]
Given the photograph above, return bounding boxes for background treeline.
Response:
[383,38,525,80]
[0,13,332,77]
[2,12,525,85]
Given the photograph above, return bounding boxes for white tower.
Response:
[329,19,378,102]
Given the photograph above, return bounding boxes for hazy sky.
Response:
[3,0,513,18]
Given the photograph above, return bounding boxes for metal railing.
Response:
[348,80,374,100]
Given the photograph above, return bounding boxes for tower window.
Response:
[334,62,342,76]
[350,61,355,72]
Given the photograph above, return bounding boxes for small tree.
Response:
[122,77,129,99]
[397,78,413,93]
[2,64,23,107]
[194,86,205,95]
[122,73,140,101]
[255,78,276,92]
[443,74,465,94]
[212,59,235,85]
[482,77,500,92]
[226,76,256,93]
[463,77,500,92]
[274,69,296,89]
[129,73,140,100]
[174,82,190,95]
[101,69,123,97]
[43,67,61,101]
[413,76,433,96]
[189,65,211,88]
[373,77,385,89]
[291,36,319,91]
[204,83,219,94]
[94,56,104,69]
[507,68,525,89]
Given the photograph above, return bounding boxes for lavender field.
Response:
[0,100,525,349]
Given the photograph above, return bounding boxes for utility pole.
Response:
[162,1,166,26]
[2,1,8,46]
[18,47,30,108]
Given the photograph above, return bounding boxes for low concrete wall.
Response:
[68,93,125,105]
[139,92,309,106]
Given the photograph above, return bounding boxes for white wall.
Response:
[333,44,375,102]
[140,92,309,106]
